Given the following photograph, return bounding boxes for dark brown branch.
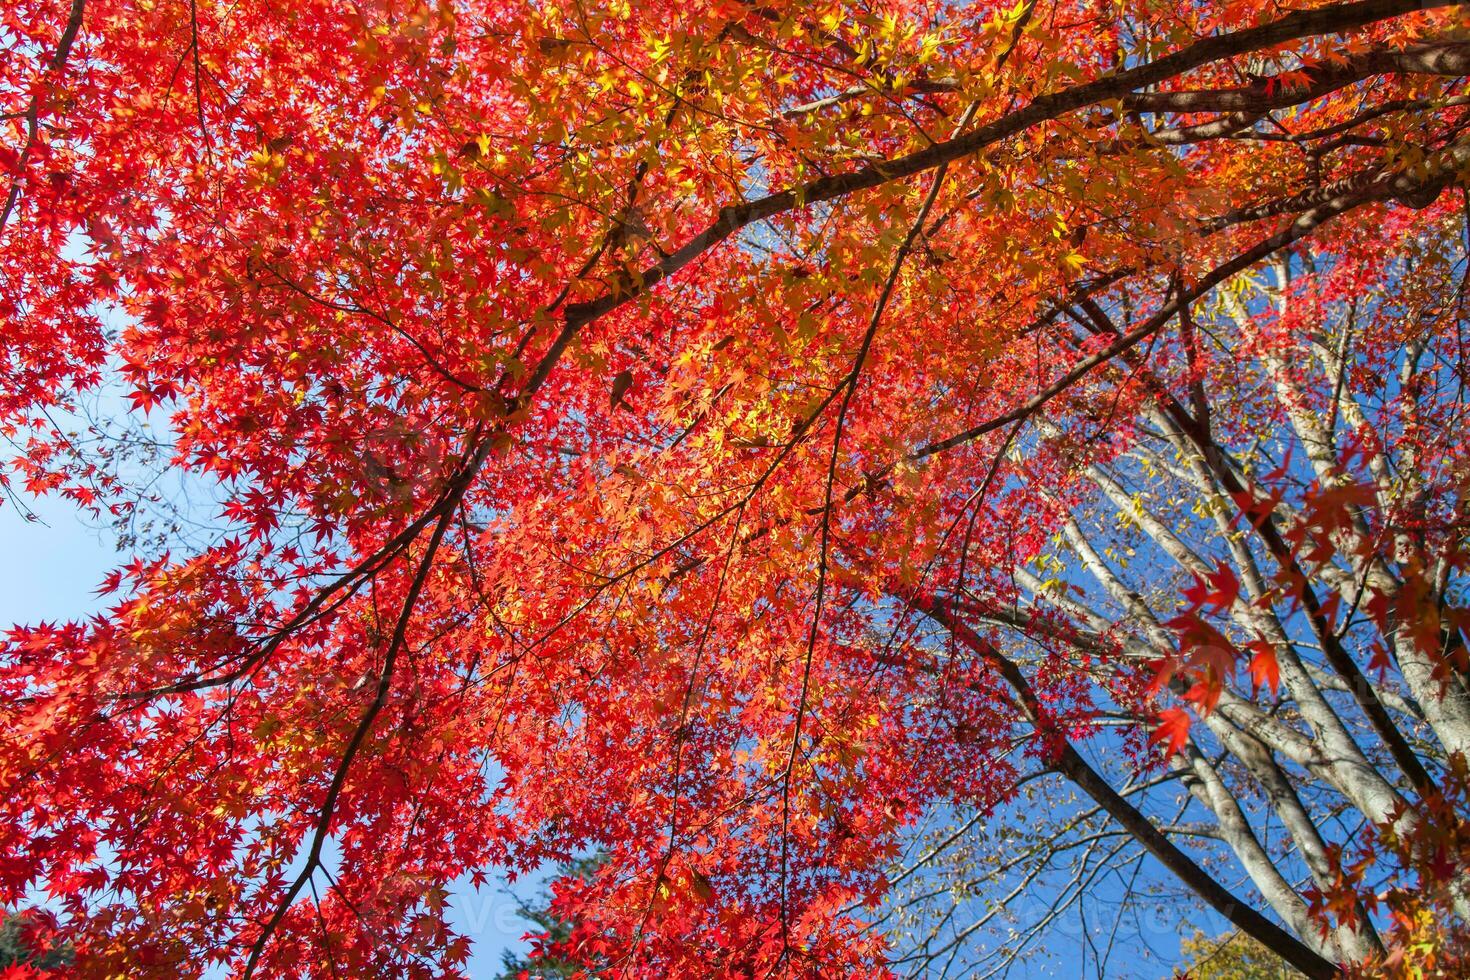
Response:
[778,100,979,957]
[1126,40,1470,115]
[0,0,87,234]
[240,474,470,978]
[562,0,1450,333]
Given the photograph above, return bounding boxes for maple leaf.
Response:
[1247,643,1281,696]
[1149,707,1191,758]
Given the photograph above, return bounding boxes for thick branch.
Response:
[903,594,1339,979]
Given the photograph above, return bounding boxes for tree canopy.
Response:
[3,0,1470,975]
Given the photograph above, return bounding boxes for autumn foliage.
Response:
[3,0,1470,975]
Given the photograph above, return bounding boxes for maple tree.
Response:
[3,0,1470,975]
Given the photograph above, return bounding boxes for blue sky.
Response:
[0,486,113,625]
